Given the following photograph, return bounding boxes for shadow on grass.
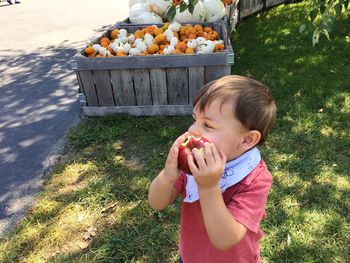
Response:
[0,115,191,262]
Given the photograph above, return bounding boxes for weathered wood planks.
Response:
[73,21,234,116]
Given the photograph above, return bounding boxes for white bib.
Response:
[184,147,261,203]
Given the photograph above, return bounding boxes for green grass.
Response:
[1,2,349,262]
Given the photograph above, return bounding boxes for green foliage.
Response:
[300,0,349,46]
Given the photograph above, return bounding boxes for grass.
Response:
[1,2,349,262]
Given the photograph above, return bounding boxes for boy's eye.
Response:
[204,123,213,129]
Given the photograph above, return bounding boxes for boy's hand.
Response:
[162,132,189,183]
[188,142,226,190]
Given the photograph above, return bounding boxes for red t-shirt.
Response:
[173,160,272,263]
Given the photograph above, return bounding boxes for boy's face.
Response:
[189,99,249,162]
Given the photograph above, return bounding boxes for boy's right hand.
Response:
[162,132,189,183]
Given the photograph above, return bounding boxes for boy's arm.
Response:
[198,186,247,250]
[148,132,188,210]
[189,143,247,250]
[148,169,179,210]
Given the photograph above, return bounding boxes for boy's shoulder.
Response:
[223,160,272,200]
[240,160,272,186]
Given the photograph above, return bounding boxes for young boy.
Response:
[148,75,276,263]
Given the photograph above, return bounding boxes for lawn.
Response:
[1,2,349,262]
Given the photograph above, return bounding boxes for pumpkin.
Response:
[148,43,160,54]
[142,25,156,36]
[129,0,146,8]
[146,0,170,16]
[185,27,197,38]
[100,37,110,47]
[129,3,147,23]
[202,0,226,22]
[173,0,205,23]
[154,27,164,36]
[194,24,203,32]
[154,34,167,45]
[116,51,126,56]
[185,47,195,54]
[175,42,187,53]
[214,42,225,52]
[134,30,144,39]
[204,27,212,33]
[84,46,95,55]
[138,11,162,24]
[110,29,120,40]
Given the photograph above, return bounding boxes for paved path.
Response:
[0,0,128,237]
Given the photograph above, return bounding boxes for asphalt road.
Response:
[0,0,128,237]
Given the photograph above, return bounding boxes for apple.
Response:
[178,135,210,174]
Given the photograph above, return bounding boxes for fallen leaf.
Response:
[78,240,91,250]
[84,226,97,240]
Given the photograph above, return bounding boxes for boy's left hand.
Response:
[188,142,226,190]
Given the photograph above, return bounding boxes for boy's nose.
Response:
[188,124,201,137]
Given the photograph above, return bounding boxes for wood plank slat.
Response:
[265,0,285,7]
[93,70,115,106]
[150,68,167,105]
[167,68,189,105]
[132,69,152,105]
[205,65,231,83]
[78,70,98,106]
[188,67,204,104]
[82,105,193,116]
[110,69,136,106]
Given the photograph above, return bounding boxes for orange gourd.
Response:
[148,44,160,54]
[154,34,166,45]
[134,30,144,39]
[84,46,95,55]
[175,42,187,53]
[185,48,195,54]
[110,29,120,40]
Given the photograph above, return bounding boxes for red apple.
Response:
[178,135,210,174]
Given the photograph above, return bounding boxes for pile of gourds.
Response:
[129,0,231,24]
[84,21,225,57]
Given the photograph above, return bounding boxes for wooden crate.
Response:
[71,21,234,116]
[239,0,263,18]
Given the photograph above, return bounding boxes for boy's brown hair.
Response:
[193,75,276,145]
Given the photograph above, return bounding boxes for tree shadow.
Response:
[0,115,191,262]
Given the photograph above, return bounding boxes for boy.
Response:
[148,75,276,262]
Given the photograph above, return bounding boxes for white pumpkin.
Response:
[129,3,147,23]
[138,11,163,24]
[197,40,215,54]
[145,0,171,16]
[168,21,181,32]
[170,36,179,47]
[174,0,206,23]
[187,39,198,49]
[129,0,146,8]
[163,45,175,55]
[202,0,226,22]
[129,47,142,56]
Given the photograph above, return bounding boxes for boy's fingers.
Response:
[204,143,214,165]
[192,148,206,168]
[211,143,221,163]
[187,153,198,174]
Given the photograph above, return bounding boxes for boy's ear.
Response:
[242,130,261,149]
